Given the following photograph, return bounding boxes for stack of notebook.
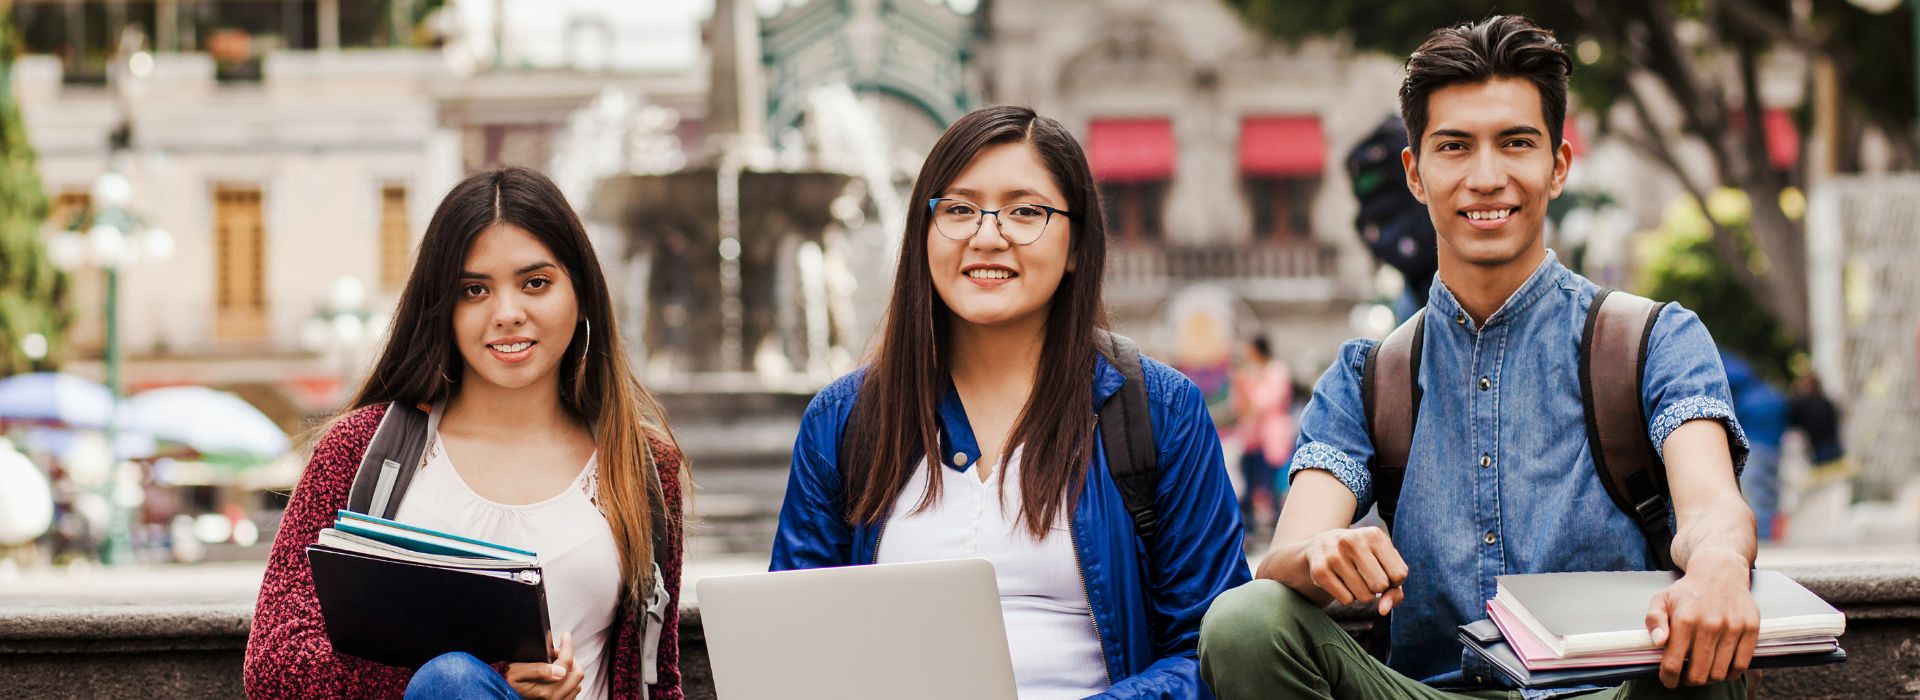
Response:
[1459,570,1847,689]
[307,510,552,668]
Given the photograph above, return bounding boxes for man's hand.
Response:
[1644,550,1758,688]
[1302,527,1408,615]
[506,631,585,699]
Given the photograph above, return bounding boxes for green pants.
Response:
[1198,580,1749,700]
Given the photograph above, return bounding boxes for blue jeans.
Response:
[405,652,517,700]
[1239,450,1278,520]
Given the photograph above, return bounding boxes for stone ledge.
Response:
[0,564,1914,699]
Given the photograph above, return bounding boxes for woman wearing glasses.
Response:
[770,105,1250,699]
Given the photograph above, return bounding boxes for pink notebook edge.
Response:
[1483,600,1838,670]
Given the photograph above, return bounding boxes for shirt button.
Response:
[1456,313,1467,325]
[952,452,969,467]
[1484,531,1498,545]
[1479,454,1492,468]
[1478,377,1491,391]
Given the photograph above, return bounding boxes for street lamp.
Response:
[301,277,387,405]
[42,28,175,566]
[45,174,173,565]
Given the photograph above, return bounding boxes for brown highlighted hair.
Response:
[844,105,1111,539]
[1400,15,1573,156]
[348,167,681,618]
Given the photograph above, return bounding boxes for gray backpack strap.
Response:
[630,437,675,691]
[346,400,439,519]
[1095,330,1160,543]
[1581,289,1675,570]
[1362,309,1426,530]
[638,560,669,688]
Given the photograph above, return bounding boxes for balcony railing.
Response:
[1105,243,1341,301]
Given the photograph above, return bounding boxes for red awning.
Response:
[1239,116,1326,177]
[1087,119,1176,183]
[1562,117,1585,156]
[1765,109,1800,170]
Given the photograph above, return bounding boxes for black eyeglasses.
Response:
[927,198,1071,245]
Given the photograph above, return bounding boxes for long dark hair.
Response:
[845,105,1110,538]
[347,167,682,616]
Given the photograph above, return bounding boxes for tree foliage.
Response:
[0,19,69,376]
[1637,190,1799,383]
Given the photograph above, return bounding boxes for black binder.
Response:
[1457,619,1847,690]
[307,544,552,669]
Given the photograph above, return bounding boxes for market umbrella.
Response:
[0,438,54,546]
[19,426,157,462]
[124,386,291,464]
[0,372,116,430]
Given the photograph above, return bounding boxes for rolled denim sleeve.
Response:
[1286,339,1379,519]
[1641,303,1751,473]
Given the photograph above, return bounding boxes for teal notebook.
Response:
[331,509,538,563]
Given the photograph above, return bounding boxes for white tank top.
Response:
[392,432,621,700]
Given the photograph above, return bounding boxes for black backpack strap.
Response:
[1096,330,1161,543]
[346,401,437,520]
[1582,289,1676,571]
[1361,309,1425,531]
[834,333,1160,543]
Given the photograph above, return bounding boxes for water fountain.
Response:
[574,0,874,553]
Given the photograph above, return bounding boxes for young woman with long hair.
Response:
[245,167,686,700]
[770,105,1251,698]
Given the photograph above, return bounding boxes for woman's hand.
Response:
[506,632,585,699]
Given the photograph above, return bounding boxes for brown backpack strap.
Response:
[1581,289,1675,571]
[1359,309,1423,664]
[1362,309,1425,530]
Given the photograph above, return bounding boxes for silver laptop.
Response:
[698,558,1017,700]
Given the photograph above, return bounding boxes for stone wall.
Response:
[2,563,1912,698]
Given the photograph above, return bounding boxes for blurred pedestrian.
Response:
[1721,352,1787,540]
[1231,335,1295,529]
[1787,372,1847,477]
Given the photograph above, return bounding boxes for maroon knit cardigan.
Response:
[244,403,684,699]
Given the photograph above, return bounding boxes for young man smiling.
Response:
[1197,16,1758,700]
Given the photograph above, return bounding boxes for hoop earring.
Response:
[581,319,592,366]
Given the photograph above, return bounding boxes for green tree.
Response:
[1227,0,1918,354]
[1637,190,1800,382]
[0,19,69,376]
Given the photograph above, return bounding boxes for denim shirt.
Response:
[1288,254,1749,699]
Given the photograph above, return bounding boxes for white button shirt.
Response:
[876,446,1109,699]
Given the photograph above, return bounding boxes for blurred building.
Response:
[9,0,1409,426]
[977,0,1391,371]
[10,1,470,426]
[6,1,717,428]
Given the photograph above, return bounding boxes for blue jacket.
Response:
[770,353,1252,699]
